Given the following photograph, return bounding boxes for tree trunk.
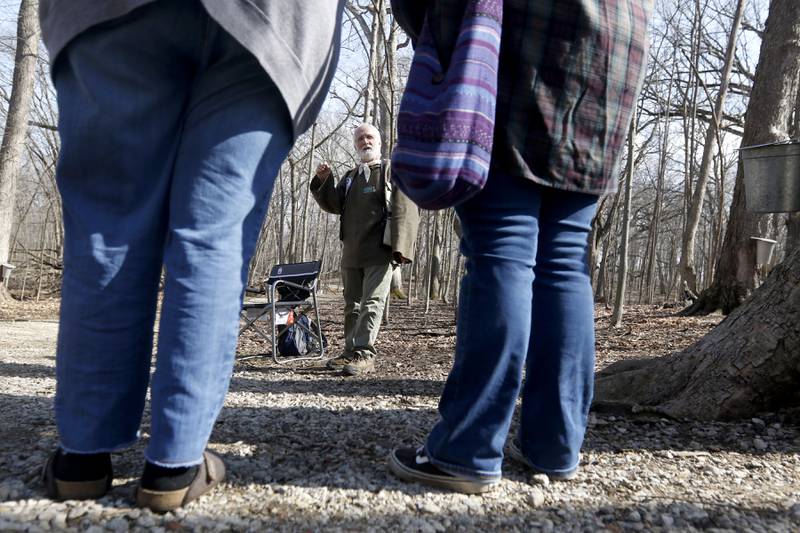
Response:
[300,123,317,262]
[595,239,610,304]
[595,247,800,420]
[36,206,51,300]
[441,210,456,304]
[683,0,800,315]
[786,71,800,253]
[288,158,297,262]
[378,0,396,155]
[0,0,40,299]
[681,0,702,241]
[428,210,442,300]
[610,119,636,327]
[364,0,381,123]
[643,60,674,303]
[678,0,745,297]
[277,165,286,264]
[386,13,398,150]
[787,213,800,253]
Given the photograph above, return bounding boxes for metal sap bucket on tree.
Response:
[739,139,799,269]
[749,237,777,265]
[739,139,800,213]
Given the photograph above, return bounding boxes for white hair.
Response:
[352,122,381,144]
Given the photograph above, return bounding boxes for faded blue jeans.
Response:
[54,1,293,467]
[425,171,598,479]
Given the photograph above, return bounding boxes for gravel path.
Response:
[1,300,799,532]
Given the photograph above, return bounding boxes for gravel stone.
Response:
[531,474,550,486]
[418,502,441,514]
[526,488,545,507]
[106,517,130,532]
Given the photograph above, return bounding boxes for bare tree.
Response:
[683,0,800,315]
[610,116,637,327]
[0,0,39,299]
[678,0,745,297]
[595,0,800,420]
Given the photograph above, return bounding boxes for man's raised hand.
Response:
[316,162,332,181]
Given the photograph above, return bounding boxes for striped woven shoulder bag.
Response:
[391,0,502,210]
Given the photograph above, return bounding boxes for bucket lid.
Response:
[739,138,800,151]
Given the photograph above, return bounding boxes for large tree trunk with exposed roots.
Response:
[595,249,800,420]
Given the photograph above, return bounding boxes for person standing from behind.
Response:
[311,123,419,376]
[388,0,651,492]
[40,0,344,511]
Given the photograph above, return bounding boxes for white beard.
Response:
[359,147,379,163]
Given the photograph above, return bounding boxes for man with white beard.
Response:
[310,123,418,375]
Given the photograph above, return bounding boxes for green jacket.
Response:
[310,161,419,267]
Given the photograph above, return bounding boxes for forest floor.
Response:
[1,294,799,532]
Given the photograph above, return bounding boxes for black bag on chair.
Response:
[277,313,328,357]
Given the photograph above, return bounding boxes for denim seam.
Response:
[59,436,138,455]
[144,453,205,469]
[526,458,580,476]
[519,444,581,475]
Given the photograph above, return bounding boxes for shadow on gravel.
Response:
[0,362,54,380]
[227,376,444,397]
[2,392,798,498]
[1,396,799,521]
[145,502,792,532]
[201,404,800,493]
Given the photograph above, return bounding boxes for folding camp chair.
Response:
[239,260,326,364]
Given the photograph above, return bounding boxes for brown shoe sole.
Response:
[41,451,111,501]
[136,450,225,512]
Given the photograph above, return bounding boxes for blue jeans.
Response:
[425,171,598,478]
[53,1,293,467]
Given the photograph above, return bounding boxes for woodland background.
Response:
[0,0,799,418]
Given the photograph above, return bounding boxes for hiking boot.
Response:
[387,447,498,494]
[507,440,578,481]
[342,353,375,376]
[325,353,353,370]
[42,449,113,501]
[136,450,225,512]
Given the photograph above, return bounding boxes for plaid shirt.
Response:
[394,0,652,194]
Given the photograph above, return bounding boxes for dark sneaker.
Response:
[387,447,498,494]
[343,353,375,376]
[325,353,352,370]
[507,440,578,481]
[42,449,113,501]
